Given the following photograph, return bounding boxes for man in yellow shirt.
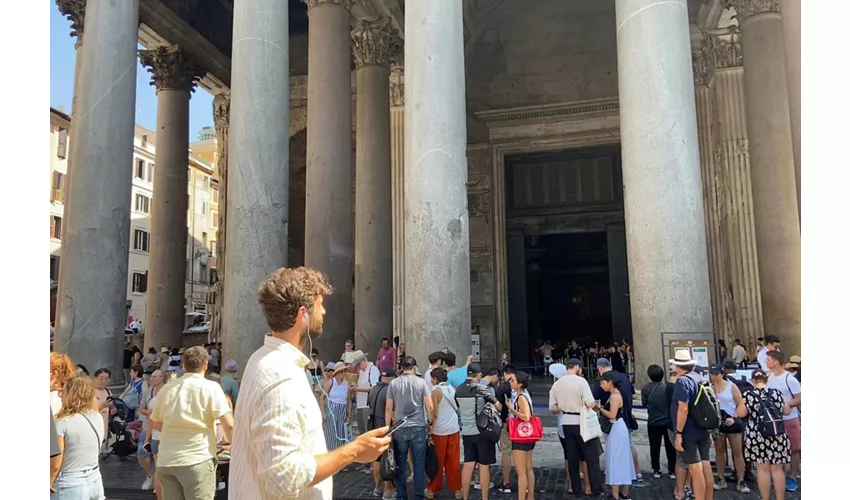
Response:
[150,345,234,500]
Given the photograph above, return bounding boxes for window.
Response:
[210,240,217,256]
[133,229,150,252]
[52,172,65,203]
[135,159,145,179]
[57,128,68,159]
[201,202,208,215]
[132,272,148,293]
[50,256,60,281]
[50,216,62,239]
[202,175,210,190]
[211,187,219,203]
[147,163,155,183]
[199,262,208,284]
[135,194,150,213]
[211,211,218,228]
[201,232,208,247]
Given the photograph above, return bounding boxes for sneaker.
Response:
[668,472,676,480]
[424,489,435,499]
[744,471,756,483]
[713,479,728,490]
[725,471,738,483]
[737,482,751,493]
[375,487,385,497]
[497,484,512,494]
[474,482,494,490]
[635,473,644,483]
[383,492,395,500]
[684,485,694,497]
[621,494,632,500]
[141,476,153,490]
[653,470,662,479]
[455,492,463,500]
[786,477,798,492]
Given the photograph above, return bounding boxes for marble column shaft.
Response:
[305,0,354,356]
[390,71,404,343]
[735,2,801,357]
[353,21,394,352]
[223,0,290,371]
[713,63,765,349]
[404,0,471,359]
[139,46,200,351]
[54,0,140,381]
[209,94,229,344]
[781,0,801,217]
[615,0,713,382]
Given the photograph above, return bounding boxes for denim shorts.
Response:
[51,468,105,500]
[137,430,149,457]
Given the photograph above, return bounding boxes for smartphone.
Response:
[386,416,408,437]
[144,443,151,453]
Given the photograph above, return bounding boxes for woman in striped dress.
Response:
[322,362,352,450]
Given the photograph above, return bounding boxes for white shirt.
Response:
[148,396,162,440]
[424,367,435,395]
[549,374,595,427]
[230,335,331,500]
[732,345,747,364]
[357,363,380,409]
[757,347,768,370]
[767,371,801,421]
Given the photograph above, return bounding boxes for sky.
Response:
[49,1,214,141]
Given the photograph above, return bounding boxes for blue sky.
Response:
[49,1,214,140]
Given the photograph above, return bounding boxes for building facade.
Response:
[53,0,800,383]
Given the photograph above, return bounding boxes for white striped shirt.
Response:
[229,335,331,500]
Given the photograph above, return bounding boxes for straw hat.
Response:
[789,355,801,364]
[161,347,169,353]
[669,351,696,366]
[332,362,348,375]
[351,350,368,364]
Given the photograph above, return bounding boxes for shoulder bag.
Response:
[506,394,543,444]
[474,390,502,442]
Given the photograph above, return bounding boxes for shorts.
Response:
[679,431,711,466]
[668,430,686,468]
[499,425,512,457]
[462,435,497,465]
[356,408,371,435]
[785,417,801,452]
[137,430,150,457]
[150,439,160,456]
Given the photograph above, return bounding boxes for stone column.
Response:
[54,0,140,380]
[404,0,471,359]
[712,34,765,349]
[304,0,354,356]
[139,46,203,351]
[614,0,713,380]
[224,0,290,370]
[390,69,405,343]
[731,0,801,357]
[780,0,801,216]
[208,93,229,344]
[692,36,731,344]
[352,20,396,351]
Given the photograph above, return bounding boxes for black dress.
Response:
[743,388,790,464]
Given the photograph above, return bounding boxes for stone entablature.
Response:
[139,45,204,94]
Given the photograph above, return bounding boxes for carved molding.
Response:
[713,34,744,69]
[692,35,716,87]
[351,19,399,68]
[727,0,781,21]
[213,92,230,129]
[475,97,619,125]
[303,0,353,10]
[208,92,230,343]
[56,0,86,45]
[139,45,204,94]
[389,68,404,107]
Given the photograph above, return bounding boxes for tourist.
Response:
[208,343,220,373]
[377,337,397,373]
[323,361,353,450]
[426,367,462,500]
[506,371,536,500]
[157,347,170,370]
[445,351,474,388]
[741,369,791,500]
[50,376,105,499]
[424,351,444,394]
[119,364,144,422]
[386,355,434,500]
[765,350,801,491]
[145,371,177,500]
[549,363,591,495]
[731,339,747,368]
[50,352,76,416]
[123,342,133,383]
[496,365,517,494]
[353,351,381,436]
[669,351,713,500]
[594,357,642,482]
[165,347,182,375]
[342,339,357,365]
[137,369,164,491]
[757,335,780,371]
[368,369,396,500]
[150,346,233,500]
[641,364,676,480]
[220,359,240,407]
[141,347,159,370]
[92,369,113,439]
[76,364,90,377]
[500,348,508,369]
[548,358,604,497]
[396,343,407,371]
[567,340,583,364]
[541,341,554,375]
[708,363,749,493]
[599,371,635,499]
[717,339,728,364]
[610,345,626,373]
[456,363,503,500]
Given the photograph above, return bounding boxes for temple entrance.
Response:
[504,146,632,366]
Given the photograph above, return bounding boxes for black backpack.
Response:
[686,374,721,430]
[756,389,786,437]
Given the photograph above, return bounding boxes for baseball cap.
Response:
[709,363,724,374]
[566,358,582,367]
[381,368,397,378]
[223,359,238,373]
[722,358,738,370]
[596,357,611,368]
[549,363,567,379]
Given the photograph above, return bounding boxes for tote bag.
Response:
[580,405,603,442]
[507,394,543,444]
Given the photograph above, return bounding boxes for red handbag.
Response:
[507,415,543,444]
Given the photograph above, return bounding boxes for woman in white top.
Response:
[92,369,114,442]
[50,353,77,416]
[322,362,352,450]
[50,376,105,499]
[709,364,749,493]
[426,368,462,499]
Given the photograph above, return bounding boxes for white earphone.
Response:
[304,308,352,443]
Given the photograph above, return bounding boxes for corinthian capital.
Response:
[56,0,86,45]
[713,33,744,69]
[727,0,781,21]
[303,0,353,10]
[351,19,399,69]
[692,36,716,87]
[139,46,204,94]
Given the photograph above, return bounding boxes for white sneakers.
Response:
[141,476,153,490]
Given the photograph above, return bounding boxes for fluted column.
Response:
[54,0,140,380]
[224,0,290,371]
[304,0,354,355]
[139,46,203,351]
[780,0,801,217]
[405,0,471,359]
[615,0,713,381]
[352,20,396,352]
[390,69,405,343]
[208,93,229,344]
[712,34,764,349]
[731,0,801,357]
[692,36,730,344]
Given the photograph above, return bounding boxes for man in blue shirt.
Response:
[445,351,474,388]
[669,351,713,500]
